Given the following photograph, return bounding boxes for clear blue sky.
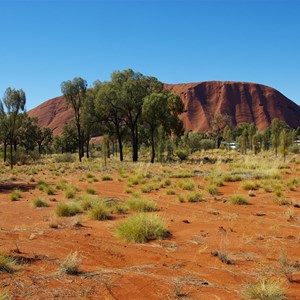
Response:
[0,0,299,110]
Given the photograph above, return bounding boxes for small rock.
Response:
[182,219,190,224]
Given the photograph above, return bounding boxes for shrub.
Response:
[206,184,218,196]
[55,203,81,217]
[242,277,285,300]
[0,254,16,273]
[186,191,204,202]
[178,179,195,191]
[79,195,96,211]
[45,185,56,195]
[126,197,157,212]
[59,251,81,275]
[88,204,110,221]
[177,195,185,203]
[31,198,49,208]
[175,149,189,161]
[10,189,21,201]
[56,179,68,191]
[36,179,49,191]
[116,214,168,243]
[86,187,96,195]
[166,189,176,195]
[140,184,158,193]
[241,181,260,191]
[228,194,249,205]
[101,175,113,181]
[64,187,77,199]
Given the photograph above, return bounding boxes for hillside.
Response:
[28,81,300,134]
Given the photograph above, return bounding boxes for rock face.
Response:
[28,81,300,134]
[165,81,300,131]
[28,96,73,135]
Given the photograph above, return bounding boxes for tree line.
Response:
[1,69,300,168]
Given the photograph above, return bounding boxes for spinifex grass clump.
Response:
[178,179,195,191]
[126,196,157,212]
[116,213,168,243]
[10,189,21,201]
[55,202,81,217]
[241,181,260,191]
[31,198,49,208]
[242,277,285,300]
[59,251,81,275]
[88,204,110,221]
[228,194,249,205]
[0,254,16,273]
[206,184,218,196]
[186,191,204,202]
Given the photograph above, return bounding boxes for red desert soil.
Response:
[28,81,300,135]
[0,156,300,299]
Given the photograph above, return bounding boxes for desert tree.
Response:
[210,113,230,148]
[61,77,87,162]
[271,118,288,157]
[94,81,126,161]
[279,129,290,162]
[223,125,232,152]
[1,88,26,168]
[111,69,163,162]
[142,92,184,163]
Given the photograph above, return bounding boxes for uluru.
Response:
[28,81,300,134]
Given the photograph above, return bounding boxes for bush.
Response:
[0,254,16,273]
[86,187,96,195]
[166,189,176,195]
[64,186,77,199]
[242,277,285,300]
[101,175,113,181]
[59,251,81,275]
[55,203,81,217]
[32,198,49,208]
[186,191,204,202]
[228,194,249,205]
[206,184,218,195]
[45,185,56,195]
[88,204,110,221]
[10,189,21,201]
[175,149,189,161]
[126,197,157,212]
[140,183,158,193]
[241,181,260,191]
[116,214,168,243]
[178,179,195,191]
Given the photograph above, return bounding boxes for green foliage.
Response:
[88,204,110,221]
[186,191,204,202]
[126,197,157,212]
[175,149,189,161]
[10,189,21,201]
[178,179,195,191]
[241,181,260,191]
[55,202,81,217]
[242,278,285,300]
[86,187,96,195]
[206,184,218,195]
[228,194,249,205]
[101,174,113,181]
[116,213,168,243]
[31,198,49,208]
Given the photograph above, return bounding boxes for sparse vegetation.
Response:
[126,197,157,212]
[55,202,81,217]
[242,277,285,300]
[10,189,21,201]
[59,251,81,275]
[116,213,168,243]
[31,198,49,208]
[0,254,16,273]
[228,194,249,205]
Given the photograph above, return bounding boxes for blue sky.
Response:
[0,0,299,110]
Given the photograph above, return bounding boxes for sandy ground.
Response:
[0,156,300,299]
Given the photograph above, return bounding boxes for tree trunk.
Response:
[116,127,123,162]
[86,139,90,159]
[3,141,7,162]
[10,139,13,169]
[150,128,155,163]
[107,140,110,158]
[38,142,42,154]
